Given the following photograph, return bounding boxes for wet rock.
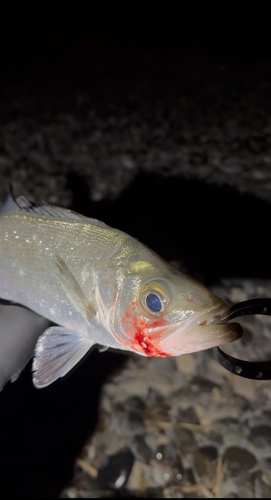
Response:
[252,470,271,499]
[128,435,153,464]
[116,377,149,397]
[199,446,218,462]
[168,427,197,456]
[175,354,196,374]
[237,486,254,498]
[249,425,271,447]
[116,405,145,437]
[155,442,184,469]
[126,460,164,494]
[212,417,240,436]
[177,406,200,425]
[223,429,248,450]
[97,449,134,491]
[94,430,126,459]
[219,478,239,498]
[262,456,271,468]
[224,447,257,472]
[125,395,146,411]
[189,376,220,393]
[263,409,271,419]
[145,401,171,422]
[194,449,208,478]
[151,460,174,487]
[147,388,166,406]
[147,357,177,377]
[207,430,224,446]
[232,375,257,401]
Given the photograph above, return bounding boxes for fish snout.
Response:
[182,321,243,352]
[172,301,243,354]
[183,300,243,351]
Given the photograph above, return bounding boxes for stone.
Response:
[128,435,153,464]
[193,449,208,478]
[189,376,220,394]
[249,425,271,448]
[167,427,197,456]
[117,378,149,397]
[97,449,134,490]
[178,406,200,425]
[126,460,152,492]
[224,447,257,472]
[125,396,146,411]
[175,354,196,374]
[117,408,145,437]
[232,375,256,401]
[199,446,218,462]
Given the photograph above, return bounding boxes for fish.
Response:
[0,193,242,388]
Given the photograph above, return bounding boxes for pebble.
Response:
[199,446,218,462]
[97,450,134,490]
[249,425,271,448]
[116,407,145,437]
[177,406,200,425]
[127,435,152,464]
[126,460,153,492]
[224,447,257,471]
[175,354,196,374]
[193,449,208,478]
[116,378,149,397]
[232,375,257,401]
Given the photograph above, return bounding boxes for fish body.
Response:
[0,194,242,388]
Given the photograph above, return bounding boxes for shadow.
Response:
[68,170,271,286]
[0,348,128,498]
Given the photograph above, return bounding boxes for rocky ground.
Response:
[1,32,271,498]
[60,279,271,499]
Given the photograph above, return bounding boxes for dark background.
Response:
[1,27,271,497]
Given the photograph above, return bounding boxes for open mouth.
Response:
[181,303,243,352]
[153,302,243,355]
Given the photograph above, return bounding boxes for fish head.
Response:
[107,256,242,357]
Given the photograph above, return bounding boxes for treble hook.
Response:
[213,298,271,380]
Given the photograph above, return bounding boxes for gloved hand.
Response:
[0,303,50,391]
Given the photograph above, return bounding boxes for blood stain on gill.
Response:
[120,302,170,357]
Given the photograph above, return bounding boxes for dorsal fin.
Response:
[1,192,109,229]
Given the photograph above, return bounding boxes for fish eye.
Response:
[146,293,163,313]
[140,284,169,316]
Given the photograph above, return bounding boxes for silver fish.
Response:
[0,194,242,388]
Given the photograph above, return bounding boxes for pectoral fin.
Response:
[32,326,95,388]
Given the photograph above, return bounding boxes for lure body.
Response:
[0,195,242,388]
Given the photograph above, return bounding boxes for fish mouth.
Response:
[156,302,243,356]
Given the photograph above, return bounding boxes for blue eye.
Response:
[146,293,163,313]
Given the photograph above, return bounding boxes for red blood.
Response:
[134,331,170,357]
[120,302,170,357]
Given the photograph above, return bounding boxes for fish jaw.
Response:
[115,297,243,358]
[165,322,243,355]
[157,303,243,356]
